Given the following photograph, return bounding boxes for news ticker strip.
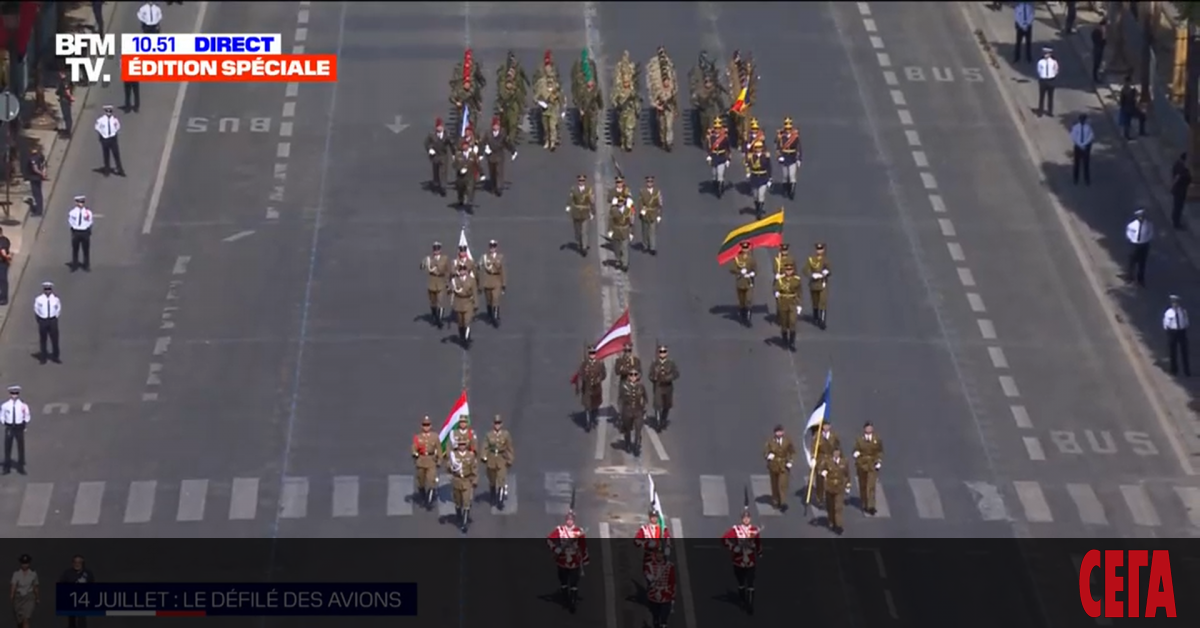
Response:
[57,583,417,617]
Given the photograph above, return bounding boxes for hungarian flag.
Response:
[570,309,632,384]
[730,87,748,114]
[717,210,784,265]
[439,390,470,451]
[648,473,667,536]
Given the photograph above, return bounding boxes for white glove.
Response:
[811,273,822,281]
[611,198,620,206]
[656,216,662,223]
[706,155,712,163]
[428,148,435,156]
[747,271,756,277]
[875,462,881,470]
[640,209,646,216]
[480,175,487,181]
[484,145,492,155]
[625,198,634,208]
[786,462,793,469]
[822,270,830,277]
[774,291,780,298]
[820,470,828,477]
[766,452,775,461]
[538,100,549,109]
[565,206,572,213]
[460,168,468,174]
[795,306,802,315]
[778,156,784,163]
[741,268,749,276]
[853,450,860,458]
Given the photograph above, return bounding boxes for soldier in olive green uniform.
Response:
[638,176,663,255]
[852,422,884,515]
[411,416,442,509]
[480,239,507,326]
[612,51,642,152]
[450,55,485,134]
[615,343,642,380]
[729,242,758,326]
[567,175,596,255]
[817,449,851,534]
[533,66,564,151]
[482,415,515,509]
[773,243,795,281]
[572,49,603,151]
[621,370,648,456]
[450,265,477,346]
[452,141,479,209]
[446,439,479,532]
[810,421,842,498]
[763,425,797,511]
[482,116,512,196]
[803,242,831,330]
[422,242,451,328]
[454,245,476,278]
[575,345,607,431]
[774,262,802,350]
[607,176,635,271]
[648,344,679,430]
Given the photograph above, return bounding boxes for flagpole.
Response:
[803,366,830,513]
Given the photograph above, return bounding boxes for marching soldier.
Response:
[450,265,478,346]
[648,344,679,430]
[746,140,771,218]
[774,262,802,350]
[446,439,479,532]
[621,369,648,456]
[775,117,801,199]
[498,50,529,97]
[729,241,758,326]
[567,174,596,255]
[422,242,451,328]
[574,345,607,431]
[496,76,526,144]
[763,425,796,511]
[454,244,476,278]
[707,118,732,197]
[743,118,766,155]
[537,49,560,84]
[411,416,442,509]
[773,243,795,280]
[452,140,480,209]
[548,509,590,613]
[480,240,506,326]
[533,55,563,151]
[645,551,677,628]
[482,116,512,196]
[481,415,515,509]
[572,49,604,151]
[424,118,453,196]
[722,505,762,614]
[692,76,725,138]
[810,420,841,498]
[615,343,642,380]
[853,422,884,515]
[817,448,851,535]
[612,52,641,152]
[638,175,663,255]
[635,512,672,583]
[450,416,477,452]
[450,49,486,133]
[607,177,635,271]
[803,242,831,329]
[647,46,678,152]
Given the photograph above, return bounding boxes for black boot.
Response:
[431,306,440,327]
[486,305,493,322]
[819,310,827,330]
[789,183,796,200]
[437,307,445,329]
[493,306,501,327]
[458,326,467,344]
[781,330,789,346]
[455,506,462,520]
[659,408,669,430]
[746,589,755,615]
[789,331,797,349]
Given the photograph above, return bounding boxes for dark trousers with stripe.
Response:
[3,424,26,470]
[37,317,59,359]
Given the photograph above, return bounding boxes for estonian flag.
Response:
[802,370,831,469]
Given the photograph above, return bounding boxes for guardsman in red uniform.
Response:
[634,509,672,583]
[721,502,762,614]
[548,509,590,612]
[775,117,801,200]
[644,551,677,628]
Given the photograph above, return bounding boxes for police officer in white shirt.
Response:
[1036,47,1060,117]
[34,282,62,364]
[137,2,163,33]
[94,105,124,176]
[1070,114,1095,185]
[1,385,31,475]
[1013,2,1035,63]
[1164,295,1191,376]
[68,195,94,271]
[1125,208,1154,286]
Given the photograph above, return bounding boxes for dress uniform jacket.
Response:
[481,252,506,290]
[454,255,476,278]
[853,434,884,473]
[483,429,514,470]
[763,436,796,473]
[731,253,758,289]
[424,254,451,293]
[482,130,510,163]
[645,558,677,604]
[708,130,730,165]
[450,426,478,452]
[819,456,851,495]
[616,353,642,379]
[747,153,771,187]
[639,188,663,222]
[803,255,831,291]
[774,251,795,279]
[621,379,648,421]
[722,525,762,567]
[577,358,607,408]
[446,448,479,506]
[609,203,633,240]
[776,275,802,311]
[425,132,453,162]
[569,186,595,221]
[648,357,679,409]
[412,432,442,468]
[452,152,478,187]
[451,274,477,314]
[548,527,590,568]
[776,129,801,165]
[816,428,842,459]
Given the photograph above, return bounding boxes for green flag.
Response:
[581,49,593,84]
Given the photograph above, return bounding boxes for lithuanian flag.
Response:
[730,87,748,114]
[716,210,784,265]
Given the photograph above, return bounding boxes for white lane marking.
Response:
[292,44,305,54]
[387,475,414,516]
[153,336,171,355]
[222,230,255,243]
[905,130,921,146]
[277,143,291,158]
[297,8,310,23]
[876,52,891,67]
[928,194,946,212]
[145,363,163,386]
[908,478,944,519]
[965,481,1010,521]
[266,207,280,220]
[295,27,308,42]
[1014,481,1053,522]
[912,150,928,167]
[177,479,208,522]
[890,90,906,106]
[1023,436,1046,460]
[864,18,878,32]
[883,70,898,85]
[143,1,210,235]
[1120,485,1161,527]
[286,82,299,98]
[956,267,975,286]
[1010,405,1032,428]
[857,2,871,15]
[988,347,1009,368]
[172,255,190,275]
[71,481,105,525]
[332,475,360,518]
[280,121,294,137]
[870,36,884,49]
[141,392,158,401]
[999,375,1021,397]
[898,109,913,125]
[594,417,608,460]
[124,480,157,523]
[1173,486,1200,527]
[280,477,309,518]
[920,172,938,189]
[282,101,296,118]
[977,319,997,339]
[947,242,965,261]
[229,477,259,520]
[1067,483,1108,525]
[669,518,699,628]
[938,219,956,237]
[967,292,986,312]
[700,475,730,517]
[17,483,53,527]
[646,429,670,461]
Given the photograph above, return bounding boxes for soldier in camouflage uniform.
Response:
[611,51,642,152]
[534,50,563,150]
[495,55,528,146]
[572,49,603,151]
[451,50,486,135]
[647,46,678,152]
[690,51,728,137]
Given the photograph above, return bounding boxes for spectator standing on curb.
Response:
[1125,208,1154,286]
[1090,19,1108,83]
[1013,3,1035,63]
[57,69,74,137]
[0,227,12,305]
[1118,75,1146,139]
[1063,0,1078,34]
[26,148,46,216]
[1164,295,1192,376]
[1036,47,1060,117]
[9,554,38,628]
[59,555,94,628]
[1070,114,1094,185]
[1171,153,1192,229]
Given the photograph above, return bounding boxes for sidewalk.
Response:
[0,1,117,334]
[965,3,1200,467]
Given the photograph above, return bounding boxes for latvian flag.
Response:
[570,309,633,384]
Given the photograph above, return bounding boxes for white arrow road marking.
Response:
[385,115,410,134]
[222,230,255,243]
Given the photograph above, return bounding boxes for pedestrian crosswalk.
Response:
[2,473,1200,531]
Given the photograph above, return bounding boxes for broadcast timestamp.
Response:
[57,583,418,617]
[120,34,281,56]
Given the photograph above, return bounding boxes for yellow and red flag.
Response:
[730,87,748,114]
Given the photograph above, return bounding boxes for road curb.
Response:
[0,1,120,339]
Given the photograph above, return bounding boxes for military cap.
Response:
[577,174,587,182]
[773,424,784,432]
[712,117,724,128]
[488,239,498,247]
[657,344,668,352]
[103,104,114,111]
[421,416,432,425]
[493,415,503,423]
[7,385,20,394]
[783,117,794,127]
[433,241,443,249]
[749,118,760,130]
[815,242,826,251]
[739,241,751,250]
[458,243,468,251]
[544,49,553,65]
[1042,46,1053,53]
[459,414,470,423]
[1134,208,1146,217]
[615,176,625,184]
[1171,294,1182,301]
[645,175,655,182]
[780,243,790,251]
[622,343,633,352]
[752,140,764,149]
[74,195,86,202]
[491,115,500,127]
[42,281,53,289]
[783,262,795,270]
[588,345,598,354]
[461,140,472,149]
[435,117,444,128]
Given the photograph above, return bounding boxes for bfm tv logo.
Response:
[1078,550,1177,618]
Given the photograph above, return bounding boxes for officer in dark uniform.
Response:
[746,140,771,218]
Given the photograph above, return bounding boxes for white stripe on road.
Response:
[700,475,730,517]
[332,475,359,518]
[928,194,946,213]
[977,319,997,339]
[279,121,294,137]
[124,480,157,523]
[176,479,208,522]
[898,109,913,125]
[988,347,1009,368]
[282,101,296,118]
[1011,405,1032,428]
[387,475,414,516]
[905,130,921,146]
[285,82,299,98]
[749,475,781,516]
[920,172,938,189]
[912,150,928,167]
[1023,436,1046,461]
[870,36,885,49]
[16,483,53,527]
[229,477,259,520]
[280,477,309,519]
[1014,481,1053,522]
[967,292,986,312]
[1174,486,1200,528]
[938,219,956,237]
[277,143,291,159]
[544,471,573,515]
[1067,483,1108,525]
[646,429,670,461]
[857,2,871,15]
[295,27,308,42]
[908,478,944,519]
[1120,485,1161,527]
[890,90,906,106]
[594,418,608,460]
[999,375,1021,397]
[957,268,975,286]
[172,255,190,275]
[864,18,878,32]
[876,52,891,67]
[71,481,105,525]
[947,242,965,262]
[965,481,1009,521]
[297,8,310,23]
[883,70,898,85]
